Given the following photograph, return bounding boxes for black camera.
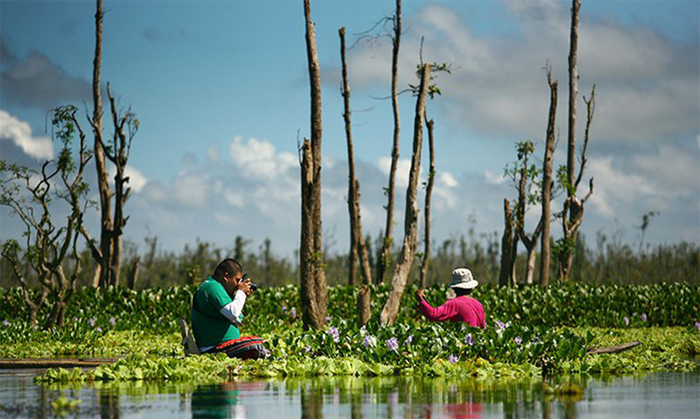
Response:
[242,273,258,292]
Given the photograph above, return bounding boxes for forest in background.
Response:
[2,231,696,290]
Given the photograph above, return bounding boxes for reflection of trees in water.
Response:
[98,390,121,419]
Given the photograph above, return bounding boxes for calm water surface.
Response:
[0,369,698,418]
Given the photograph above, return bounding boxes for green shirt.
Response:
[191,277,240,348]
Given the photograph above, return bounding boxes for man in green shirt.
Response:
[191,258,266,358]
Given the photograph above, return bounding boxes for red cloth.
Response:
[418,296,486,328]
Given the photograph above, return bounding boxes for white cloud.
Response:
[484,170,507,185]
[378,157,414,189]
[0,110,53,160]
[107,164,148,193]
[438,172,458,188]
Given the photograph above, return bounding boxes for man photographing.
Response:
[191,258,267,359]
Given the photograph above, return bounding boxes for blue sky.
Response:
[1,0,699,259]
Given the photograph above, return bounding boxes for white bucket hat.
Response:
[450,268,478,290]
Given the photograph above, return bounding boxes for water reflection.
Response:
[3,370,697,418]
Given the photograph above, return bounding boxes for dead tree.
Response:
[558,0,594,281]
[379,64,430,326]
[498,198,516,287]
[85,0,138,288]
[0,106,91,327]
[339,27,373,325]
[539,68,558,286]
[299,0,327,330]
[419,117,435,288]
[378,0,402,285]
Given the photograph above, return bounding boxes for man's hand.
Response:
[237,278,254,296]
[415,289,425,302]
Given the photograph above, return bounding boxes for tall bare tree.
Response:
[85,0,138,288]
[379,64,430,326]
[0,106,91,326]
[378,0,402,285]
[419,117,435,288]
[540,67,558,286]
[558,0,594,280]
[339,27,373,325]
[299,0,327,330]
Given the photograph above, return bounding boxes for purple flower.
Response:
[495,320,506,330]
[386,337,399,352]
[514,336,522,346]
[404,335,414,346]
[109,317,116,327]
[363,335,376,348]
[304,345,312,354]
[281,305,287,313]
[326,316,332,323]
[448,354,459,364]
[623,316,630,326]
[72,317,78,323]
[641,313,648,322]
[2,320,9,327]
[695,321,700,331]
[460,324,466,331]
[88,318,96,328]
[327,326,340,343]
[290,308,297,318]
[96,327,102,332]
[464,333,475,346]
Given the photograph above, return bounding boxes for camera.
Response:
[241,273,258,292]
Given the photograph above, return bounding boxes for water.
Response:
[0,369,698,418]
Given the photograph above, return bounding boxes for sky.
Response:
[1,0,699,260]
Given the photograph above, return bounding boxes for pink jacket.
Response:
[418,296,486,328]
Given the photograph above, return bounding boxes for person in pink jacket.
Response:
[416,268,486,328]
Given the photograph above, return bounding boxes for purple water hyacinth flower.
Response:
[281,305,287,313]
[632,312,637,317]
[2,320,9,327]
[96,327,102,332]
[641,313,648,322]
[386,337,399,352]
[290,308,297,318]
[461,324,466,331]
[305,345,312,354]
[695,321,700,331]
[464,333,475,346]
[327,326,340,343]
[405,335,414,345]
[623,316,630,326]
[515,336,522,346]
[326,316,332,323]
[363,335,376,348]
[448,354,459,364]
[109,317,116,327]
[88,318,96,327]
[495,320,506,330]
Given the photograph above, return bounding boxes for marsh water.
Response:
[0,369,698,418]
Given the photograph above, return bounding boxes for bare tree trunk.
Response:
[419,117,435,288]
[379,64,430,326]
[127,256,140,290]
[561,0,581,281]
[340,27,373,325]
[540,68,558,286]
[91,0,113,289]
[378,0,402,285]
[499,198,514,287]
[340,27,358,287]
[300,0,327,330]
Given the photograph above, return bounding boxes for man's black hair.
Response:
[213,258,242,280]
[454,287,472,297]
